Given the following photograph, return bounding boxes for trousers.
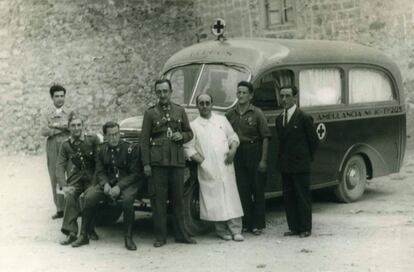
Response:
[81,184,138,236]
[46,137,65,212]
[150,166,188,242]
[214,217,243,236]
[61,179,91,236]
[234,142,266,230]
[281,172,312,233]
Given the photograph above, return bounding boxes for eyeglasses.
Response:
[198,101,211,107]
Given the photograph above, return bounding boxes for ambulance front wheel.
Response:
[334,155,367,203]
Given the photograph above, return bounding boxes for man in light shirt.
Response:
[40,84,70,219]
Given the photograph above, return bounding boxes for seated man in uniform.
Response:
[56,112,100,245]
[72,121,143,251]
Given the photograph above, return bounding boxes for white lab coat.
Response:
[184,113,244,221]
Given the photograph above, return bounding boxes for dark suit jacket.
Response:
[275,107,319,173]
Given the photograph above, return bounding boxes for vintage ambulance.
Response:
[117,20,406,234]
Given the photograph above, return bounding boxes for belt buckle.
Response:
[166,127,173,138]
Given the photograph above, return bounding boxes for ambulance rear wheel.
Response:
[335,155,367,203]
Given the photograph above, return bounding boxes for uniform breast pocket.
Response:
[244,119,258,135]
[150,143,163,163]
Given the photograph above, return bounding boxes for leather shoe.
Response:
[60,235,77,246]
[252,228,263,235]
[283,231,299,236]
[88,230,99,241]
[217,234,232,241]
[71,235,89,247]
[299,231,311,238]
[153,240,166,248]
[52,211,64,220]
[232,234,245,242]
[124,236,137,251]
[175,237,197,244]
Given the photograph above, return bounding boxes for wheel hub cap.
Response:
[347,167,359,188]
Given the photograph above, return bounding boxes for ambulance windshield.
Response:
[166,63,250,108]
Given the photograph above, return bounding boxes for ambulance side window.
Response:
[299,68,343,106]
[253,69,294,110]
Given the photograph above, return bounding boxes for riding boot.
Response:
[123,208,136,251]
[72,215,89,248]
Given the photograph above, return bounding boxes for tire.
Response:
[183,175,212,236]
[95,203,123,226]
[334,155,367,203]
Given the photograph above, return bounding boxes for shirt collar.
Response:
[158,102,171,111]
[69,132,85,144]
[53,106,66,114]
[286,104,297,117]
[235,103,254,115]
[198,113,214,125]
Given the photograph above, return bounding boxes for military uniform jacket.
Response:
[56,134,100,187]
[275,107,319,173]
[140,102,193,168]
[96,141,143,190]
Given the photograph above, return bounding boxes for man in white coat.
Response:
[184,94,244,241]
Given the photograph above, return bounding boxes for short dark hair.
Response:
[49,84,66,98]
[154,79,172,90]
[280,85,298,96]
[102,121,120,135]
[67,111,84,126]
[196,93,213,104]
[237,81,254,94]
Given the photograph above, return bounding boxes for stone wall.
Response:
[0,0,197,153]
[1,0,414,153]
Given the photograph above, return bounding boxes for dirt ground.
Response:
[1,152,414,272]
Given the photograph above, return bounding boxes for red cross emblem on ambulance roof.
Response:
[211,18,226,36]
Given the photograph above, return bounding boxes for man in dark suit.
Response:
[275,86,319,238]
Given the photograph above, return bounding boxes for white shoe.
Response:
[218,234,232,241]
[232,234,244,242]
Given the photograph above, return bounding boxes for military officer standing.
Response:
[40,84,70,219]
[141,79,196,247]
[56,112,100,245]
[226,81,271,235]
[72,121,143,251]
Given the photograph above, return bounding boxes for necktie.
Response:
[284,109,288,127]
